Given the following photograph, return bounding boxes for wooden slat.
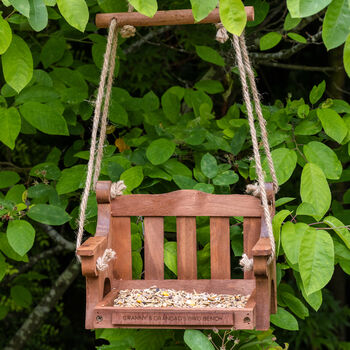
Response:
[110,217,132,280]
[144,217,164,280]
[210,217,231,279]
[95,7,255,28]
[177,217,197,279]
[243,217,261,279]
[111,190,262,217]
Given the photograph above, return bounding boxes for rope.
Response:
[120,2,136,38]
[76,19,126,270]
[231,34,276,270]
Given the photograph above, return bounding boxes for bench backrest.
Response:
[96,182,273,281]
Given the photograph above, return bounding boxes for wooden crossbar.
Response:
[96,7,255,28]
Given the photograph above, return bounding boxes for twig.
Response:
[4,259,80,350]
[38,224,75,251]
[257,61,337,72]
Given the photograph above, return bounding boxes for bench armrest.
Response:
[77,236,108,277]
[252,237,272,256]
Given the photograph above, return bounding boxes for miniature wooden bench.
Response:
[77,181,276,330]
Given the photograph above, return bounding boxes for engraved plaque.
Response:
[112,310,234,326]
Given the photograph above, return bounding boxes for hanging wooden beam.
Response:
[95,7,254,29]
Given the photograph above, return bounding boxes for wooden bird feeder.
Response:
[77,181,276,330]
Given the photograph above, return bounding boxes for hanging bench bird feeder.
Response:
[77,6,278,331]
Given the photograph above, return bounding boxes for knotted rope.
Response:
[216,26,278,271]
[76,18,126,270]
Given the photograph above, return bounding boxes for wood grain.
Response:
[210,217,231,279]
[111,190,262,217]
[144,217,164,280]
[177,217,197,279]
[243,217,261,279]
[95,7,255,28]
[110,217,132,280]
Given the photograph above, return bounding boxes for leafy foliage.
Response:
[0,0,349,349]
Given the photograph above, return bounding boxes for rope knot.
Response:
[120,25,136,38]
[215,23,229,44]
[110,180,127,198]
[239,254,253,272]
[246,183,260,198]
[96,248,116,271]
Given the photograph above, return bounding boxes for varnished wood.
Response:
[243,217,261,279]
[110,217,132,280]
[177,217,197,279]
[144,217,164,280]
[96,7,255,28]
[80,181,276,330]
[96,181,112,203]
[111,190,262,217]
[210,217,231,279]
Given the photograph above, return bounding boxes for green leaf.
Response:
[132,251,143,279]
[146,139,175,165]
[173,175,197,189]
[263,148,297,185]
[20,102,68,135]
[284,12,301,30]
[57,0,89,32]
[219,0,247,36]
[56,164,86,194]
[28,0,48,31]
[109,101,128,126]
[345,34,350,77]
[294,119,322,135]
[164,241,177,275]
[0,171,20,189]
[120,166,143,192]
[11,285,32,308]
[15,85,59,105]
[7,220,35,256]
[299,281,322,311]
[193,183,214,193]
[317,108,347,143]
[190,0,217,22]
[324,216,350,249]
[287,32,307,43]
[30,162,61,180]
[8,0,30,17]
[128,0,157,17]
[1,35,33,93]
[230,124,248,155]
[271,307,299,330]
[299,163,331,220]
[281,292,309,319]
[200,153,218,179]
[303,141,342,179]
[309,80,326,104]
[161,88,183,123]
[299,228,334,295]
[287,0,332,18]
[162,159,192,178]
[195,45,225,67]
[194,80,224,94]
[259,32,282,51]
[97,0,127,12]
[0,107,21,149]
[28,204,71,225]
[184,330,215,350]
[275,197,296,207]
[40,36,66,68]
[273,210,291,256]
[213,170,239,186]
[281,222,308,265]
[6,184,25,203]
[322,0,350,50]
[0,15,12,54]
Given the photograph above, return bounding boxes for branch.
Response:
[3,246,66,284]
[38,224,75,251]
[124,26,171,54]
[257,61,337,72]
[250,31,322,62]
[4,259,80,350]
